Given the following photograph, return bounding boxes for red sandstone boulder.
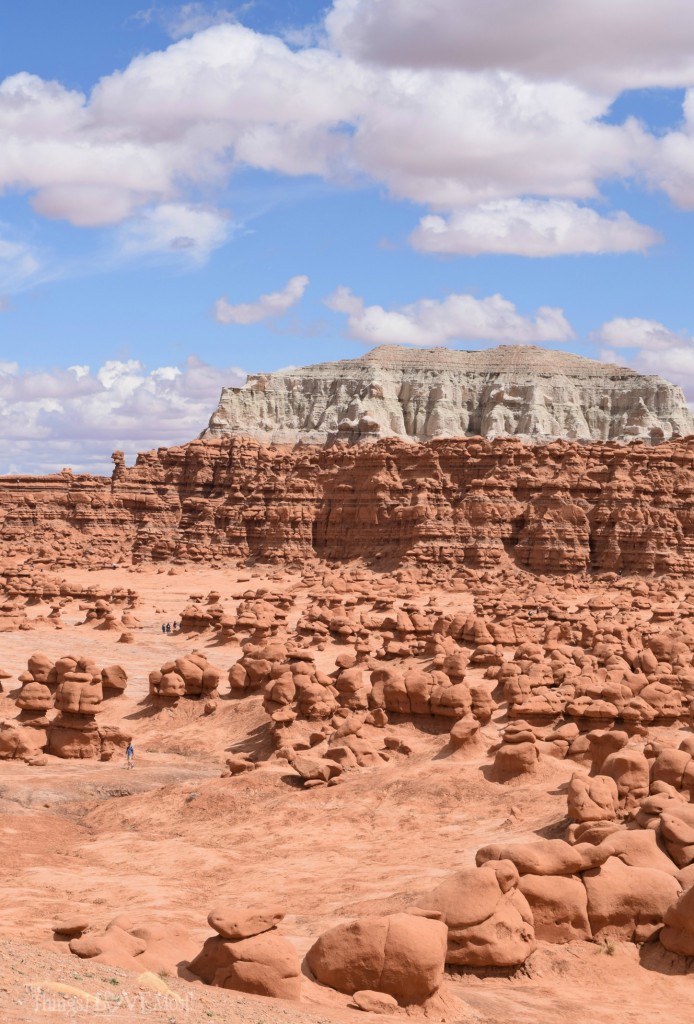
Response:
[306,913,446,1004]
[189,931,301,999]
[208,906,285,940]
[417,861,536,967]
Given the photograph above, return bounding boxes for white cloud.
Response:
[410,200,660,257]
[0,356,245,474]
[117,202,231,262]
[0,23,651,240]
[595,317,686,352]
[327,0,694,93]
[643,91,694,209]
[214,274,309,324]
[0,12,692,260]
[325,286,574,346]
[595,316,694,398]
[31,185,149,228]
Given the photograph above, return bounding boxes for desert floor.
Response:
[0,564,692,1024]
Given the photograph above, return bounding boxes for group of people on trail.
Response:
[161,622,177,633]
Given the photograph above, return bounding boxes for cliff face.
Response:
[203,345,694,445]
[3,436,694,574]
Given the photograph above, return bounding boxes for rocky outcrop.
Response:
[4,434,694,573]
[203,345,693,445]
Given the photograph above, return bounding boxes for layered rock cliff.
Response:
[3,435,694,574]
[203,345,694,445]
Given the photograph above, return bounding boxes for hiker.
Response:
[161,623,166,633]
[166,622,171,633]
[126,743,134,769]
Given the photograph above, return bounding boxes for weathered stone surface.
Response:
[6,422,694,575]
[203,345,693,446]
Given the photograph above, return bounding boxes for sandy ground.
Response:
[1,564,693,1023]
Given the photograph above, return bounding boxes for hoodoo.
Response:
[203,344,694,445]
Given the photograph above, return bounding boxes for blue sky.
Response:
[3,0,694,472]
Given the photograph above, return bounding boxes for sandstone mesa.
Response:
[204,344,694,445]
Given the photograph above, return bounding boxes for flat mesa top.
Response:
[246,345,641,381]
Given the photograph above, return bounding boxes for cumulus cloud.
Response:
[0,356,245,475]
[327,0,694,92]
[1,12,694,260]
[0,23,651,245]
[409,200,660,257]
[595,317,687,352]
[642,91,694,209]
[117,202,231,262]
[595,316,694,397]
[325,286,574,346]
[214,274,309,324]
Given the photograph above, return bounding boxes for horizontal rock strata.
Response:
[203,345,694,445]
[3,435,694,573]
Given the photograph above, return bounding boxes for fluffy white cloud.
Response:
[214,274,309,324]
[117,203,231,262]
[596,317,694,398]
[642,90,694,209]
[595,317,686,351]
[0,356,245,474]
[410,200,660,257]
[1,11,692,259]
[325,286,574,346]
[327,0,694,92]
[0,23,650,245]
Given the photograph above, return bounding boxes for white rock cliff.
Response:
[203,345,694,445]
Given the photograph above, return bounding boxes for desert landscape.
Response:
[5,2,694,1019]
[0,346,693,1022]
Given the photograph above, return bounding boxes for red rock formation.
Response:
[3,435,694,572]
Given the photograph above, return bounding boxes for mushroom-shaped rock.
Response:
[449,714,482,754]
[492,721,539,781]
[305,913,446,1005]
[54,671,103,716]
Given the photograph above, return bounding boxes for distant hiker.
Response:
[161,623,166,633]
[126,743,134,769]
[166,622,171,633]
